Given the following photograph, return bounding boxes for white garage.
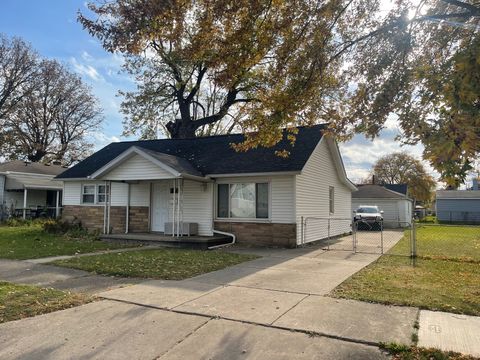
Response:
[352,184,413,227]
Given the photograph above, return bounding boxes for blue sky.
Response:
[0,0,435,183]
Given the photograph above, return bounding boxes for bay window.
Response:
[217,182,269,219]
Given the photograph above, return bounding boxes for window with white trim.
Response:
[329,186,335,214]
[97,184,109,204]
[82,185,95,204]
[81,184,109,204]
[217,183,269,219]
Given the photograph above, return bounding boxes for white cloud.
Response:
[90,132,121,151]
[70,57,104,82]
[339,127,440,184]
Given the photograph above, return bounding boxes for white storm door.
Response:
[152,182,169,232]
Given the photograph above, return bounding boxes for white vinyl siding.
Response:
[215,175,295,223]
[101,154,174,181]
[352,198,412,227]
[181,180,213,236]
[63,181,150,207]
[296,138,352,244]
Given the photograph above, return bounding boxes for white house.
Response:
[352,184,413,227]
[0,161,64,220]
[56,125,356,247]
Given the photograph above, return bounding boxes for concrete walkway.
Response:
[0,259,141,294]
[1,240,477,358]
[24,245,158,264]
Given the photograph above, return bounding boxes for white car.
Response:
[353,205,384,229]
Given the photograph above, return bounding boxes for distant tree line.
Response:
[0,34,103,165]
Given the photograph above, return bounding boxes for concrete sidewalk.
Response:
[3,241,477,358]
[0,300,388,360]
[418,310,480,357]
[0,259,141,294]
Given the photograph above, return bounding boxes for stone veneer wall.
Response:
[214,221,297,248]
[62,205,149,234]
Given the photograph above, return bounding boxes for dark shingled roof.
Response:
[384,184,408,195]
[352,184,409,199]
[57,124,327,179]
[0,160,66,176]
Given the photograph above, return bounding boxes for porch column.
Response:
[55,190,60,218]
[23,188,28,219]
[125,183,130,234]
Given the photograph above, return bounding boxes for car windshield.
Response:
[356,207,378,214]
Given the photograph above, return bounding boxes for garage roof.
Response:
[353,184,410,199]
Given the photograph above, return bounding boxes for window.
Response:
[217,184,229,218]
[217,183,269,219]
[329,186,335,214]
[82,185,95,204]
[82,184,109,204]
[97,184,109,204]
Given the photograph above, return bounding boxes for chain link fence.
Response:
[299,217,480,266]
[300,217,412,256]
[413,223,480,262]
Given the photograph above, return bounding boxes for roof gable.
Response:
[57,124,327,179]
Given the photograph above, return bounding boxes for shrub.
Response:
[42,219,85,236]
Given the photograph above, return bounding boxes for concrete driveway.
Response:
[0,242,417,359]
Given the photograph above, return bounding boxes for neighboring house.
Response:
[352,184,413,227]
[436,181,480,223]
[0,161,64,220]
[56,124,357,247]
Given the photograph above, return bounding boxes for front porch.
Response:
[100,232,232,250]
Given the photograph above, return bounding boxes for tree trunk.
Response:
[28,149,47,162]
[166,119,197,139]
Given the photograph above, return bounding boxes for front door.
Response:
[151,182,169,232]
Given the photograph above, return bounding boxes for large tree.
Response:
[80,0,480,183]
[0,34,38,121]
[79,0,377,145]
[344,0,480,187]
[373,152,436,203]
[1,58,103,164]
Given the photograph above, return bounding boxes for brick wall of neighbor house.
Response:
[214,221,297,248]
[128,206,149,232]
[62,205,149,233]
[62,205,104,232]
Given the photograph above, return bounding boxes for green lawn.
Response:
[414,225,480,261]
[332,225,480,316]
[52,248,259,280]
[0,224,132,260]
[0,281,90,323]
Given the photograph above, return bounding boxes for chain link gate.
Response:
[300,217,415,257]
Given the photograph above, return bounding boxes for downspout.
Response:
[103,181,107,234]
[209,230,236,249]
[177,178,180,237]
[208,181,236,249]
[172,178,176,237]
[107,181,111,234]
[125,182,130,234]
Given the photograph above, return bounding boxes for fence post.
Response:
[327,218,331,251]
[411,221,417,259]
[300,216,304,246]
[380,220,384,254]
[353,220,357,253]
